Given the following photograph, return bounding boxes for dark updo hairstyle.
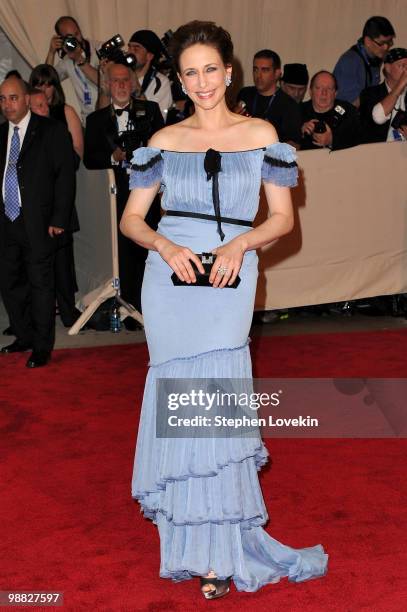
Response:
[169,20,233,73]
[29,64,65,106]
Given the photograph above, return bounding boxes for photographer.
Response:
[128,30,173,120]
[84,62,163,328]
[300,71,361,150]
[333,16,395,107]
[46,16,100,123]
[235,49,301,148]
[360,48,407,143]
[280,63,309,104]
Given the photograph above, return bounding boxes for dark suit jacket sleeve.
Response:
[83,111,115,170]
[332,103,362,150]
[150,101,165,134]
[360,87,376,116]
[280,98,302,144]
[359,85,389,143]
[48,120,76,229]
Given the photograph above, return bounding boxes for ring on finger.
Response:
[217,266,228,276]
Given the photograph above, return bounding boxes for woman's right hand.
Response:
[157,239,205,283]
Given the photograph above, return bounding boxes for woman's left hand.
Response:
[210,238,245,288]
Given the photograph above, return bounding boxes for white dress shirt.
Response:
[372,82,406,141]
[55,40,101,124]
[2,110,31,206]
[111,103,130,166]
[138,70,172,121]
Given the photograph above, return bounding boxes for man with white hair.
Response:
[360,48,407,142]
[84,62,163,328]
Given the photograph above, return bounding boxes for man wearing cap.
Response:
[360,48,407,142]
[128,30,173,121]
[333,16,395,107]
[281,63,309,104]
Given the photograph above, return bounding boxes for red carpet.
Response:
[1,329,406,611]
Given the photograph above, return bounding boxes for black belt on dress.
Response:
[165,210,252,228]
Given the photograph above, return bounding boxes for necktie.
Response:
[115,106,130,117]
[4,126,20,221]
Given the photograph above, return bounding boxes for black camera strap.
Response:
[83,39,91,63]
[141,66,162,96]
[350,41,377,89]
[252,91,277,119]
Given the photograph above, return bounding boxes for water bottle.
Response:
[110,299,122,333]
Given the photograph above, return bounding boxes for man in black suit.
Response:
[0,77,75,367]
[360,48,407,143]
[300,71,361,150]
[84,62,163,328]
[235,49,302,148]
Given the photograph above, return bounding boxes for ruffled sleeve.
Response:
[261,142,298,187]
[129,146,164,189]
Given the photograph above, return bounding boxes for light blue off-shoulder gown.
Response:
[129,143,328,592]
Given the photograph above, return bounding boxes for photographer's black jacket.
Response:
[237,87,302,145]
[84,97,163,171]
[300,99,361,150]
[84,96,163,226]
[359,83,391,143]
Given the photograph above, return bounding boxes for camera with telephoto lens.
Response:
[61,35,79,54]
[160,30,173,64]
[97,34,136,69]
[116,131,141,162]
[314,105,347,134]
[314,120,326,133]
[391,109,407,130]
[115,110,154,161]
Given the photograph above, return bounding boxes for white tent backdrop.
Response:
[72,142,407,311]
[1,0,406,89]
[0,1,407,311]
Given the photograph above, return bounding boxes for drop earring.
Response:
[225,75,232,87]
[181,82,187,95]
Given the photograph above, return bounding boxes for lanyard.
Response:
[73,64,92,106]
[252,91,277,118]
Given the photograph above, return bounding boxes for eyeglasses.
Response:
[372,38,394,49]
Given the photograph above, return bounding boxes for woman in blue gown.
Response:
[121,20,328,600]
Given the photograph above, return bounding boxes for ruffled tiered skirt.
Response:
[132,218,328,591]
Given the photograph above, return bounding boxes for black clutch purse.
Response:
[171,253,241,288]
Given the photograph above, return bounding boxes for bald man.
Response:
[0,77,75,367]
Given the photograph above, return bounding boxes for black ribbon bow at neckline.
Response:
[204,148,225,241]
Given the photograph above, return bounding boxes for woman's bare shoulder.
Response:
[240,117,279,148]
[148,121,191,150]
